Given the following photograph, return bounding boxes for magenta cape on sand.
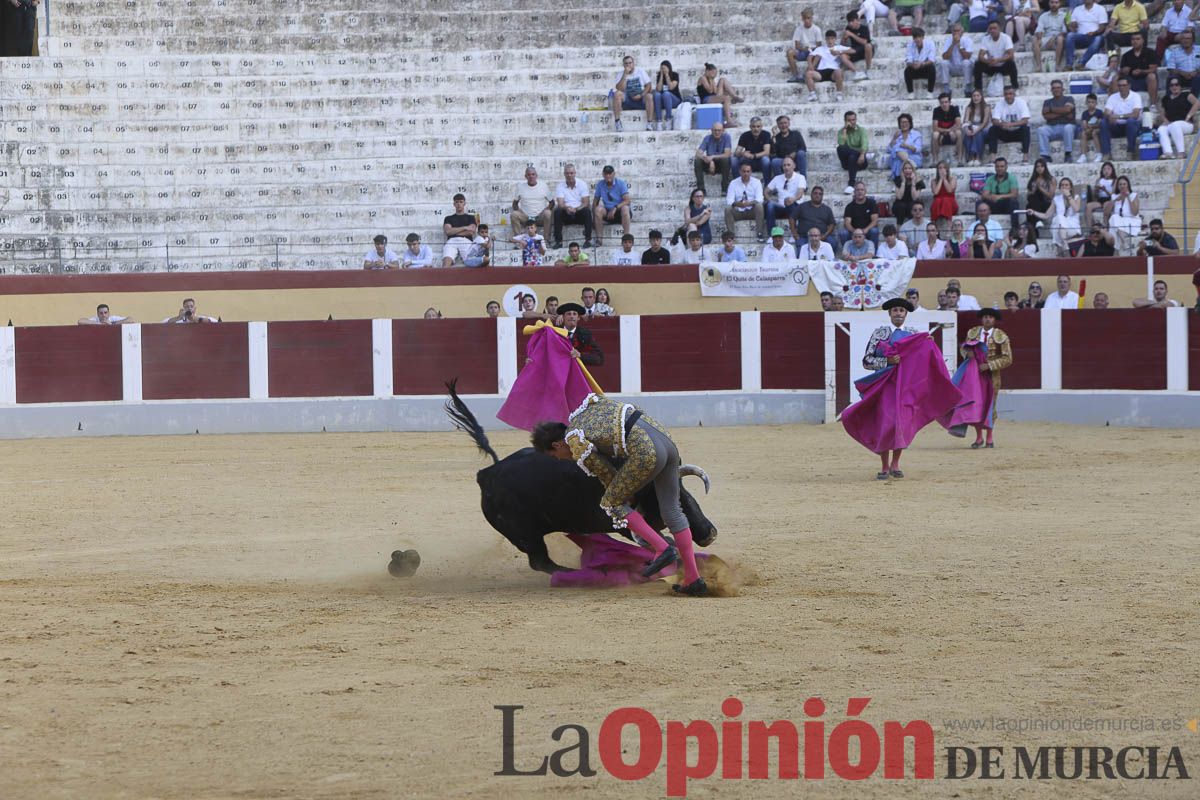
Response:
[841,332,965,454]
[940,340,995,436]
[496,326,594,431]
[550,534,713,588]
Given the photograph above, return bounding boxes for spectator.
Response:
[1097,53,1123,96]
[0,0,38,57]
[937,289,951,309]
[806,29,851,102]
[950,0,999,34]
[1025,159,1055,233]
[732,117,773,181]
[948,218,970,258]
[1157,0,1194,61]
[762,227,793,262]
[1165,29,1200,97]
[696,63,744,127]
[464,223,493,267]
[613,233,637,265]
[962,89,992,166]
[641,230,672,264]
[1038,80,1077,162]
[1093,291,1111,308]
[986,85,1031,163]
[1019,280,1045,308]
[511,166,554,238]
[787,8,825,82]
[974,21,1018,93]
[1034,0,1068,72]
[673,230,708,264]
[725,162,766,243]
[1064,0,1108,71]
[563,241,589,266]
[917,223,949,259]
[682,187,714,244]
[485,300,501,318]
[980,157,1019,220]
[819,291,835,310]
[1004,0,1039,49]
[1120,32,1160,108]
[1158,77,1200,158]
[794,185,837,243]
[1004,291,1021,312]
[592,165,631,246]
[841,228,876,263]
[1108,175,1142,254]
[1138,221,1181,256]
[945,285,964,308]
[693,122,733,193]
[594,289,616,316]
[716,230,748,262]
[164,298,217,324]
[831,296,846,311]
[969,223,998,259]
[904,28,937,98]
[544,297,561,321]
[513,219,546,266]
[652,60,682,131]
[765,156,807,239]
[442,193,478,268]
[611,54,654,132]
[78,303,134,325]
[1105,0,1149,50]
[1045,275,1081,309]
[363,234,401,270]
[840,181,881,249]
[877,225,910,259]
[1008,222,1040,258]
[841,12,874,79]
[938,23,977,95]
[1085,160,1118,226]
[770,115,809,178]
[1078,95,1111,163]
[558,302,604,365]
[1077,226,1116,257]
[799,227,837,260]
[1028,177,1082,255]
[888,113,924,178]
[899,200,930,244]
[930,163,959,231]
[905,288,928,311]
[836,111,870,194]
[579,287,607,318]
[974,201,1005,241]
[402,233,434,268]
[1132,280,1180,307]
[424,307,444,320]
[892,161,926,227]
[553,163,592,250]
[931,93,963,163]
[890,0,927,35]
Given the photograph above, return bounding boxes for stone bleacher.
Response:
[0,0,1184,272]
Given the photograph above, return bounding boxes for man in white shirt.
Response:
[1133,279,1182,307]
[898,202,929,245]
[1158,0,1195,59]
[1034,0,1068,72]
[612,233,638,265]
[876,225,910,259]
[973,21,1018,93]
[805,29,850,102]
[765,156,807,240]
[986,84,1031,162]
[402,233,435,268]
[915,223,949,259]
[553,163,593,249]
[163,298,218,323]
[672,231,709,264]
[787,8,825,82]
[1103,78,1143,156]
[362,234,400,270]
[78,303,133,325]
[511,166,554,238]
[1064,0,1108,70]
[611,55,654,132]
[947,279,981,310]
[904,28,938,98]
[798,227,836,260]
[974,202,1005,242]
[1043,274,1081,309]
[761,227,794,262]
[725,162,766,243]
[938,24,976,95]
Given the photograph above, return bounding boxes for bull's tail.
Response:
[444,379,499,464]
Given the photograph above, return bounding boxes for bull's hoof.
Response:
[672,578,708,597]
[388,549,421,578]
[695,529,718,547]
[641,545,679,578]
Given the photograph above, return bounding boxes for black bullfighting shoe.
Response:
[641,545,680,578]
[672,578,708,596]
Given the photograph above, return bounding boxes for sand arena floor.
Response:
[1,422,1198,799]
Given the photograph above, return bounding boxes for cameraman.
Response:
[163,298,218,324]
[1,0,40,58]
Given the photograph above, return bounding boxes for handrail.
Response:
[1175,127,1200,253]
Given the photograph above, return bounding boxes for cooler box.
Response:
[1139,143,1162,160]
[1069,78,1091,95]
[693,103,723,130]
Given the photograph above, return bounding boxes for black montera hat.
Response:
[882,297,914,312]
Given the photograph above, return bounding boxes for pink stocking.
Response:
[625,511,669,554]
[674,528,702,584]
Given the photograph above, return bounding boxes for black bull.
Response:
[445,382,719,574]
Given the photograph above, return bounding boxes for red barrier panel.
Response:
[14,325,123,403]
[393,318,497,394]
[268,320,374,398]
[141,324,251,399]
[641,313,741,392]
[956,310,1041,390]
[1189,312,1200,391]
[514,317,621,393]
[1061,309,1166,390]
[761,313,824,390]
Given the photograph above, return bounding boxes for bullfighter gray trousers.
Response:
[627,419,687,533]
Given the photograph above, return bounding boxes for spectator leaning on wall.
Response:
[78,304,135,325]
[163,298,217,324]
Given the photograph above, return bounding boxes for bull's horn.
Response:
[679,464,711,494]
